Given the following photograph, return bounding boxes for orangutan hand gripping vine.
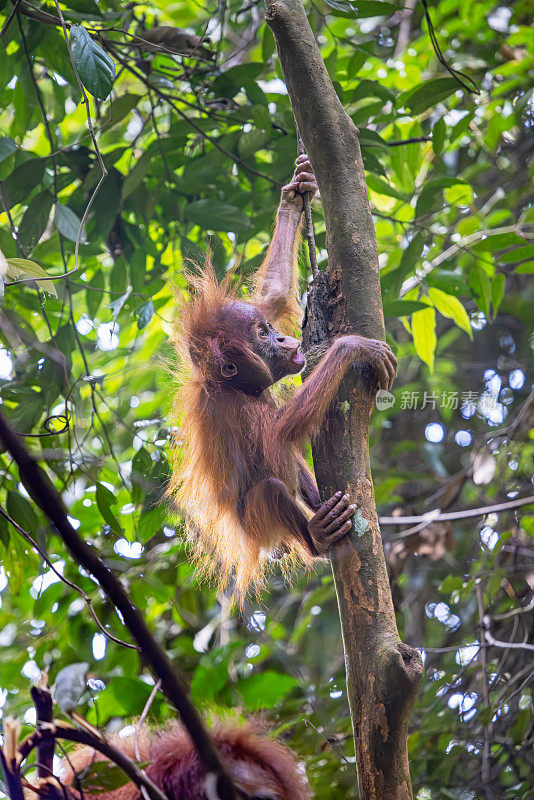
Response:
[169,155,397,600]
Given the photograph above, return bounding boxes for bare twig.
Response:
[0,0,23,39]
[134,682,162,761]
[296,129,318,279]
[381,494,534,538]
[475,580,493,788]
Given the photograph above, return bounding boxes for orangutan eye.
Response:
[221,363,238,378]
[256,324,269,340]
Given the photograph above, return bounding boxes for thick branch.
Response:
[0,412,237,800]
[30,679,55,780]
[265,3,423,799]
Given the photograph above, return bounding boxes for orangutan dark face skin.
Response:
[217,301,305,394]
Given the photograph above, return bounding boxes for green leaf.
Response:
[96,482,122,534]
[54,203,86,243]
[411,306,436,372]
[492,273,505,317]
[237,671,298,711]
[383,300,428,317]
[79,762,131,794]
[70,24,116,100]
[131,447,152,506]
[469,264,492,316]
[17,191,53,255]
[88,677,159,724]
[186,200,252,233]
[136,299,154,330]
[432,117,446,157]
[106,94,141,127]
[5,258,58,297]
[122,152,151,200]
[137,506,165,543]
[0,137,16,164]
[2,158,45,209]
[6,490,39,532]
[402,78,459,116]
[366,173,406,200]
[428,287,472,338]
[86,268,104,317]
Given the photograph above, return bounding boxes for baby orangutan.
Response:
[169,155,397,599]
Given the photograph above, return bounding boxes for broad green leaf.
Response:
[17,191,53,255]
[5,258,58,297]
[87,677,158,724]
[6,490,39,532]
[78,762,131,794]
[54,203,86,243]
[96,482,122,534]
[383,299,428,317]
[70,24,116,100]
[186,200,252,233]
[366,173,406,200]
[444,182,474,206]
[411,306,437,372]
[492,273,505,317]
[122,152,151,200]
[136,299,154,330]
[402,78,459,116]
[2,158,45,209]
[432,117,446,157]
[106,93,141,127]
[428,287,472,338]
[236,670,298,711]
[469,264,492,316]
[0,137,16,164]
[238,129,271,158]
[86,268,104,317]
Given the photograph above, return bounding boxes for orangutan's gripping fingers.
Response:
[312,490,343,520]
[323,503,357,534]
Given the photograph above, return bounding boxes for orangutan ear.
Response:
[221,363,238,379]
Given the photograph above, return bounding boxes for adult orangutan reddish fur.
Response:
[168,156,397,600]
[44,722,311,800]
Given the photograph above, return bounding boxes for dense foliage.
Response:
[0,1,532,798]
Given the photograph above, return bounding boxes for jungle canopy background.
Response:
[0,0,533,798]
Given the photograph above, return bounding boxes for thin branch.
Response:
[296,129,318,279]
[0,411,238,800]
[380,494,534,537]
[0,506,138,650]
[134,682,161,761]
[400,224,525,296]
[421,0,479,94]
[475,580,492,788]
[0,0,23,39]
[482,620,534,653]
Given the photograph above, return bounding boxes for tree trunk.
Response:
[264,2,423,798]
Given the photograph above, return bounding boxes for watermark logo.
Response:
[375,390,396,410]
